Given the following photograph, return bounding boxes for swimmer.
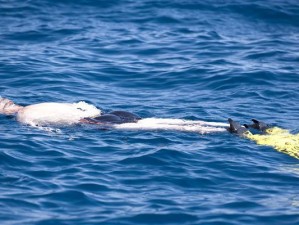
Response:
[0,97,101,126]
[2,97,297,159]
[0,97,228,133]
[228,118,299,160]
[0,97,141,126]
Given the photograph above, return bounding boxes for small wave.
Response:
[35,126,62,134]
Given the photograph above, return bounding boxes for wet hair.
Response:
[0,98,23,115]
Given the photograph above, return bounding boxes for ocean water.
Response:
[1,0,299,224]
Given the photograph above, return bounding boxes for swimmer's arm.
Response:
[138,118,229,127]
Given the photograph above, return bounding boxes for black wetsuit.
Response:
[84,111,141,124]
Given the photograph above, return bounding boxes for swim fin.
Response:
[244,119,269,132]
[227,118,248,136]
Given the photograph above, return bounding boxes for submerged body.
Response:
[1,98,298,159]
[0,97,228,133]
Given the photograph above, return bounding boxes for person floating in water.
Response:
[0,97,227,133]
[1,97,298,160]
[228,118,299,160]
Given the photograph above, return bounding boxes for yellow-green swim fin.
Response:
[229,119,299,160]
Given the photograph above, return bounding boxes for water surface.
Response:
[1,0,299,224]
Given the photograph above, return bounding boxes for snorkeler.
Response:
[0,97,227,133]
[0,97,141,126]
[1,97,298,159]
[0,97,101,126]
[228,118,299,160]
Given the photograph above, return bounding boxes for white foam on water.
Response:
[36,126,63,134]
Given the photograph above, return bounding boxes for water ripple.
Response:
[1,0,299,224]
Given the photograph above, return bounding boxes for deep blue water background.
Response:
[1,0,299,224]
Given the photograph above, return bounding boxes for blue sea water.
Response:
[1,0,299,224]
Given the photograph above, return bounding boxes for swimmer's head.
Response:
[0,98,23,115]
